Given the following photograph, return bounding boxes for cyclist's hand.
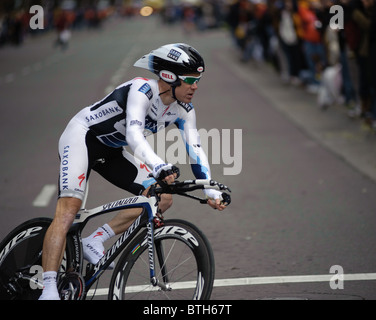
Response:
[207,198,227,211]
[153,163,178,185]
[204,189,228,211]
[164,173,175,185]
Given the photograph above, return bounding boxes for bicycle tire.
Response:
[0,218,52,300]
[108,219,215,300]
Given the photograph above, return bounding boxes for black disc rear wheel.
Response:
[0,218,52,300]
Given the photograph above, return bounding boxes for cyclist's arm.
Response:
[175,107,211,180]
[175,107,227,210]
[125,83,164,170]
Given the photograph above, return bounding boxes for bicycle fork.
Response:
[146,219,171,292]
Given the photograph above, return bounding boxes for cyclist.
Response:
[39,43,228,300]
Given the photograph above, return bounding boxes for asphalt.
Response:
[1,15,376,301]
[220,47,376,184]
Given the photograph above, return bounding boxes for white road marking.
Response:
[87,272,376,297]
[32,184,57,207]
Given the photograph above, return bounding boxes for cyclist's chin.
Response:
[180,95,193,103]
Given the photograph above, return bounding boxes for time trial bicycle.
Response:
[0,173,231,300]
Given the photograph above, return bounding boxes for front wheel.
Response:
[108,219,215,300]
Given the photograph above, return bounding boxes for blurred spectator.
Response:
[225,0,376,131]
[161,0,224,31]
[12,11,24,45]
[0,0,375,131]
[0,10,29,46]
[0,14,8,46]
[334,0,358,109]
[298,0,327,92]
[370,0,376,128]
[0,1,115,49]
[84,7,101,29]
[226,0,255,59]
[277,0,305,84]
[182,5,196,35]
[254,1,275,63]
[350,0,375,125]
[226,0,244,47]
[53,9,71,50]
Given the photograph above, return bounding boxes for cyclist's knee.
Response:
[159,194,173,213]
[54,197,82,230]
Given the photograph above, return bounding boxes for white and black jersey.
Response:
[58,77,211,200]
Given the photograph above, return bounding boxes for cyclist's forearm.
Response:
[126,129,164,169]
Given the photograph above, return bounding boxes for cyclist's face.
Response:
[175,73,201,103]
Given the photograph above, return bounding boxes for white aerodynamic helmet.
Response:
[134,43,205,87]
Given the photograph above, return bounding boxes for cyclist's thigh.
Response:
[91,147,139,192]
[58,120,90,201]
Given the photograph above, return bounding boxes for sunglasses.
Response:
[178,75,201,85]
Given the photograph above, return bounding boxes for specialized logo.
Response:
[140,163,151,172]
[84,243,104,257]
[167,49,181,61]
[78,173,85,187]
[147,222,154,270]
[102,196,138,210]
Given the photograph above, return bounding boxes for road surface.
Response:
[1,15,376,300]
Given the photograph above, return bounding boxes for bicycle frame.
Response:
[64,178,230,298]
[0,175,230,300]
[68,187,161,295]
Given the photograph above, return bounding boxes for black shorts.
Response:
[58,120,155,200]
